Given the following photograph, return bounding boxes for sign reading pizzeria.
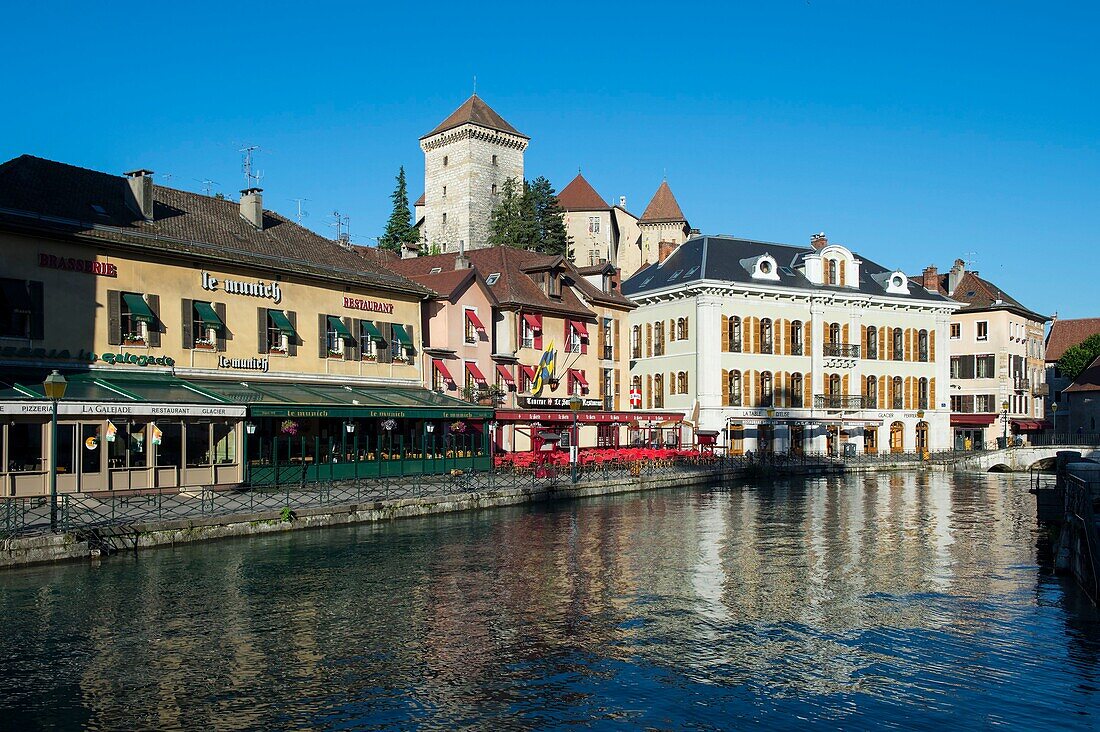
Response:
[343,296,394,314]
[39,253,117,277]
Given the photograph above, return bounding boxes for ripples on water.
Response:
[2,472,1099,731]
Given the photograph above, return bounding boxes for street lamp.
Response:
[1051,402,1059,436]
[43,370,67,532]
[1001,399,1010,447]
[765,407,775,455]
[569,393,583,483]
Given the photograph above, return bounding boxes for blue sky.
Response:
[4,1,1097,317]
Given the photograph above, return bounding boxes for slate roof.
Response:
[1065,355,1100,393]
[390,246,634,318]
[1046,318,1100,362]
[640,181,686,223]
[0,155,432,297]
[421,95,528,140]
[622,235,956,304]
[557,173,610,211]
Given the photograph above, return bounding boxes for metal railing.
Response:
[1014,377,1031,392]
[814,394,866,410]
[1024,433,1100,447]
[823,343,861,358]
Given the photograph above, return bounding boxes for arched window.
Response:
[678,371,688,394]
[760,318,773,354]
[892,376,903,409]
[677,317,689,340]
[728,316,742,352]
[918,329,929,362]
[791,373,804,407]
[828,373,841,395]
[760,371,773,407]
[829,322,841,344]
[728,370,742,405]
[654,373,664,408]
[866,375,878,405]
[632,375,641,393]
[827,259,838,285]
[791,321,803,355]
[893,328,904,361]
[918,377,929,409]
[867,326,878,359]
[890,421,904,453]
[631,325,641,359]
[654,322,665,356]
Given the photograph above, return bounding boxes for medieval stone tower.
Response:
[419,95,528,252]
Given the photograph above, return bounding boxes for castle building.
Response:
[557,173,641,271]
[623,233,959,455]
[915,259,1050,448]
[638,180,691,271]
[416,95,528,253]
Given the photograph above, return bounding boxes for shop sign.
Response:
[0,345,174,368]
[38,253,117,277]
[201,271,282,303]
[518,396,602,410]
[629,388,641,408]
[218,356,270,372]
[248,406,489,419]
[343,296,395,314]
[0,401,246,417]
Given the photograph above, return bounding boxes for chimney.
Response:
[619,196,627,208]
[658,239,677,264]
[124,169,154,221]
[240,188,264,230]
[947,257,966,295]
[400,240,420,259]
[921,265,939,292]
[455,239,471,270]
[810,232,828,250]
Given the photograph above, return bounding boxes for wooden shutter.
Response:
[722,316,729,352]
[930,378,936,408]
[598,319,606,353]
[28,281,44,340]
[646,324,652,357]
[842,374,849,396]
[286,311,297,356]
[842,323,850,346]
[879,375,887,409]
[904,377,912,409]
[861,325,867,356]
[215,302,228,351]
[669,318,675,342]
[805,323,812,356]
[257,308,268,354]
[533,316,543,351]
[614,368,621,410]
[879,327,886,361]
[887,329,894,360]
[861,375,868,398]
[344,317,358,360]
[930,330,936,361]
[406,324,416,355]
[683,317,689,340]
[377,321,392,363]
[743,317,752,353]
[785,320,792,355]
[615,320,621,359]
[804,372,812,408]
[669,371,675,395]
[646,375,652,409]
[721,369,729,406]
[319,313,329,358]
[107,290,122,345]
[146,294,161,347]
[181,298,193,349]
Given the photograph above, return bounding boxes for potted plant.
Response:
[461,383,479,403]
[194,336,216,351]
[123,332,146,347]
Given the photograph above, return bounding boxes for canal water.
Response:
[2,473,1099,731]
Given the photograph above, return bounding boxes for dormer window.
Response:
[743,254,780,281]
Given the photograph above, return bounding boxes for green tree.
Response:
[487,177,572,256]
[1058,333,1100,380]
[379,166,419,253]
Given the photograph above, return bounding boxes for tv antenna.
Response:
[330,210,351,245]
[195,178,219,196]
[289,198,310,224]
[239,145,263,189]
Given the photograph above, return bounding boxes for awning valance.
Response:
[495,365,515,386]
[569,320,589,338]
[569,369,589,388]
[1012,419,1051,431]
[951,413,997,426]
[466,362,488,386]
[496,410,679,424]
[433,359,455,384]
[268,310,296,335]
[360,320,385,343]
[522,314,542,331]
[519,365,536,382]
[391,324,413,346]
[465,310,487,334]
[327,315,352,338]
[193,301,224,331]
[122,293,156,323]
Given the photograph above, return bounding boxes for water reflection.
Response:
[2,472,1099,730]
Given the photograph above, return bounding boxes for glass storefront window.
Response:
[56,424,76,474]
[7,423,43,472]
[156,423,183,468]
[129,423,148,467]
[212,423,236,464]
[81,424,101,474]
[186,423,211,467]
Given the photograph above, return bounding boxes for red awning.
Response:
[569,369,589,388]
[465,362,488,386]
[432,359,455,384]
[951,413,997,426]
[522,314,542,331]
[465,310,487,334]
[495,410,683,424]
[1012,419,1051,431]
[519,365,537,382]
[495,364,515,385]
[569,320,589,338]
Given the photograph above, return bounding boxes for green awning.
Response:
[360,320,385,343]
[327,316,352,339]
[391,324,412,346]
[194,301,224,331]
[122,293,156,323]
[268,310,296,335]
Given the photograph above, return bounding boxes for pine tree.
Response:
[487,176,572,256]
[526,176,571,257]
[487,178,535,249]
[379,167,418,253]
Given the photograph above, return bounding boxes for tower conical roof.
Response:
[557,173,610,211]
[640,180,686,223]
[421,94,528,140]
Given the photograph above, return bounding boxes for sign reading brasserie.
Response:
[39,253,117,277]
[201,271,282,303]
[343,296,394,314]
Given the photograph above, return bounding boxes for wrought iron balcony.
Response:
[603,345,614,360]
[815,394,866,410]
[791,344,804,356]
[1014,377,1031,392]
[823,343,861,358]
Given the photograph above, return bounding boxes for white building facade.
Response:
[623,235,961,455]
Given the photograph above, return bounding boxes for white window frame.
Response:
[588,216,600,234]
[521,320,536,350]
[976,321,989,341]
[567,323,583,354]
[464,308,478,344]
[950,323,961,340]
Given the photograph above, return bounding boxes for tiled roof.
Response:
[1046,317,1100,362]
[401,268,484,302]
[951,271,1045,319]
[414,193,425,206]
[622,235,956,304]
[421,95,528,140]
[557,174,609,211]
[0,155,431,297]
[390,246,633,318]
[640,181,686,223]
[1065,355,1100,393]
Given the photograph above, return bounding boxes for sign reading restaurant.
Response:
[343,296,394,314]
[200,271,282,303]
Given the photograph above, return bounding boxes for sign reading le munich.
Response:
[200,271,282,303]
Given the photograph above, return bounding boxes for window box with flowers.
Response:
[327,348,344,360]
[268,345,288,356]
[122,332,147,347]
[193,337,217,352]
